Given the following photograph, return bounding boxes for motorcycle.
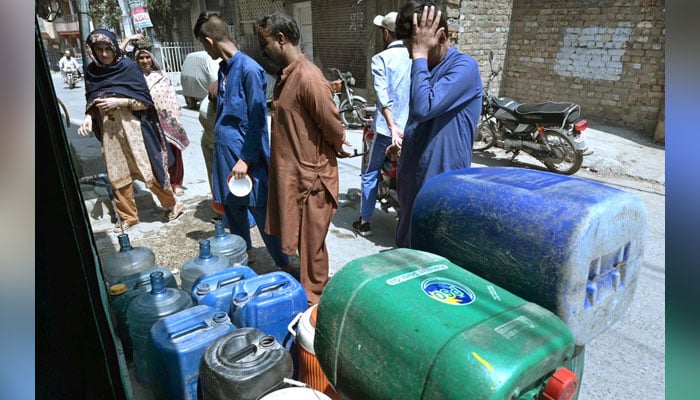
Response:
[329,68,368,129]
[474,51,589,175]
[356,105,400,214]
[64,66,80,89]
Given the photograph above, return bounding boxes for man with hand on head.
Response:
[393,1,483,248]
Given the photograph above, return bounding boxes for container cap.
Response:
[109,283,128,295]
[196,283,211,295]
[541,368,579,400]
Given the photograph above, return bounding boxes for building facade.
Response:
[38,0,83,69]
[230,0,665,138]
[500,1,665,137]
[38,0,666,138]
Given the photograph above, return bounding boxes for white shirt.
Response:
[59,56,79,71]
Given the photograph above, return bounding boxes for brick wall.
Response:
[453,0,514,101]
[236,0,373,86]
[500,0,665,136]
[235,0,285,74]
[223,0,665,137]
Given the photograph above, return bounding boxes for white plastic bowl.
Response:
[227,174,252,197]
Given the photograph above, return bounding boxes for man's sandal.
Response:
[113,220,138,233]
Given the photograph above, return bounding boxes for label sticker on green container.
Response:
[421,278,475,305]
[495,316,536,339]
[386,264,448,286]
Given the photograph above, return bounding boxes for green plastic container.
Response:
[315,249,578,400]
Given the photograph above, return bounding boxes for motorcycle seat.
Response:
[495,97,519,112]
[515,101,580,125]
[517,101,575,115]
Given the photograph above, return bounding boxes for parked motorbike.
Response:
[356,105,400,214]
[64,66,80,89]
[329,68,368,129]
[474,51,588,175]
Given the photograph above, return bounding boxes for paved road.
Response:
[52,72,665,399]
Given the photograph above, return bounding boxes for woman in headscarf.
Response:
[133,48,190,196]
[77,29,184,233]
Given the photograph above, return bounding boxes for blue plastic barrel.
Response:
[230,272,307,350]
[180,239,230,294]
[411,167,647,345]
[146,305,236,400]
[126,271,193,385]
[192,266,258,312]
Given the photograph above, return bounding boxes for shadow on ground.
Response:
[332,188,399,249]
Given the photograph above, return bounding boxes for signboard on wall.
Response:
[129,0,153,29]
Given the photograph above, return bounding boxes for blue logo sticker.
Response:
[421,278,475,305]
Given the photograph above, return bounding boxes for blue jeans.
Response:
[360,133,392,221]
[224,204,290,267]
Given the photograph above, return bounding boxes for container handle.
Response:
[252,281,286,298]
[287,312,303,338]
[229,343,257,363]
[283,378,307,387]
[169,322,209,341]
[218,274,245,288]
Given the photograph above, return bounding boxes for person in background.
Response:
[199,81,223,218]
[256,11,352,305]
[352,11,411,237]
[199,81,258,234]
[58,49,80,83]
[193,11,290,270]
[133,48,190,196]
[77,29,184,232]
[119,32,150,57]
[393,1,483,248]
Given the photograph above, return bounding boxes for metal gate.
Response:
[159,41,200,72]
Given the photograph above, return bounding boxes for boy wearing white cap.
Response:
[353,11,411,237]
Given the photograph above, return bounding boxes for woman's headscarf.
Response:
[83,29,171,188]
[133,48,162,73]
[84,29,154,107]
[134,48,190,151]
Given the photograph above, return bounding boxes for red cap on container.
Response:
[540,368,578,400]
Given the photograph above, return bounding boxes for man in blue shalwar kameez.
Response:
[393,1,483,248]
[194,12,292,271]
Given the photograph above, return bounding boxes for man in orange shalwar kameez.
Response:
[256,11,351,305]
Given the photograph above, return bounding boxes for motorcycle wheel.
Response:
[540,130,583,175]
[69,78,75,89]
[473,117,497,151]
[340,98,367,128]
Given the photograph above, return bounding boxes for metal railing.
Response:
[159,41,201,73]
